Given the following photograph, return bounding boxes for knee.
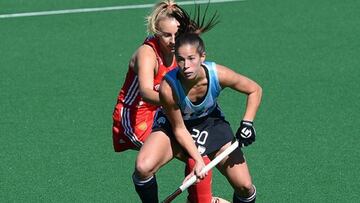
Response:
[135,155,157,179]
[234,184,256,203]
[237,181,255,196]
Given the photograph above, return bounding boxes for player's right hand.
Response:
[194,160,207,180]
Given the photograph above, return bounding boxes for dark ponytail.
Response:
[191,2,220,34]
[171,1,220,35]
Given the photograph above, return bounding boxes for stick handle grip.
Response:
[179,140,239,191]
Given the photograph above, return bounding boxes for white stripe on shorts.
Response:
[121,107,143,148]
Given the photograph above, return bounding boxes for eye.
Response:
[176,56,184,62]
[160,32,171,38]
[175,54,185,61]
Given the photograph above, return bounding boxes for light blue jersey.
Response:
[164,61,222,120]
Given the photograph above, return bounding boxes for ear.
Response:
[200,52,206,62]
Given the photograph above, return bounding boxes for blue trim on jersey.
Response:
[164,61,222,120]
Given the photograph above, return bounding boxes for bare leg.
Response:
[211,142,255,201]
[135,130,184,178]
[133,131,184,203]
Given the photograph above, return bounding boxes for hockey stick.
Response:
[162,140,239,203]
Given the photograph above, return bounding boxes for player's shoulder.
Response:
[211,63,235,87]
[203,61,229,72]
[213,63,228,71]
[214,63,232,76]
[135,43,157,60]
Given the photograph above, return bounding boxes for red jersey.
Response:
[112,36,177,152]
[117,36,175,111]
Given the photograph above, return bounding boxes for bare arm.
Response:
[159,80,205,168]
[132,45,161,106]
[217,64,262,121]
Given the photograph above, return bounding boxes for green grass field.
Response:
[1,0,360,202]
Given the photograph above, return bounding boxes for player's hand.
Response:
[236,120,256,147]
[194,159,207,181]
[182,171,202,184]
[183,171,194,184]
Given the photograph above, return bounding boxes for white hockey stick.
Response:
[162,140,239,203]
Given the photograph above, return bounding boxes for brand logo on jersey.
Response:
[137,121,148,131]
[156,116,166,125]
[154,84,160,91]
[119,139,126,144]
[197,146,206,155]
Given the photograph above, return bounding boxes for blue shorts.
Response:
[152,108,234,156]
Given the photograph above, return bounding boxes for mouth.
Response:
[183,71,192,78]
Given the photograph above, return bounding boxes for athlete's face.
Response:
[156,17,179,53]
[176,44,205,80]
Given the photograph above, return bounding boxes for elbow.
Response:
[139,90,148,100]
[139,88,153,101]
[138,90,151,104]
[248,83,262,102]
[256,84,263,102]
[257,84,262,96]
[139,89,160,105]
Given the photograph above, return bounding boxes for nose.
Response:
[170,35,176,44]
[184,59,190,68]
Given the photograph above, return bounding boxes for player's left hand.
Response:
[235,120,256,147]
[183,171,202,184]
[183,164,207,184]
